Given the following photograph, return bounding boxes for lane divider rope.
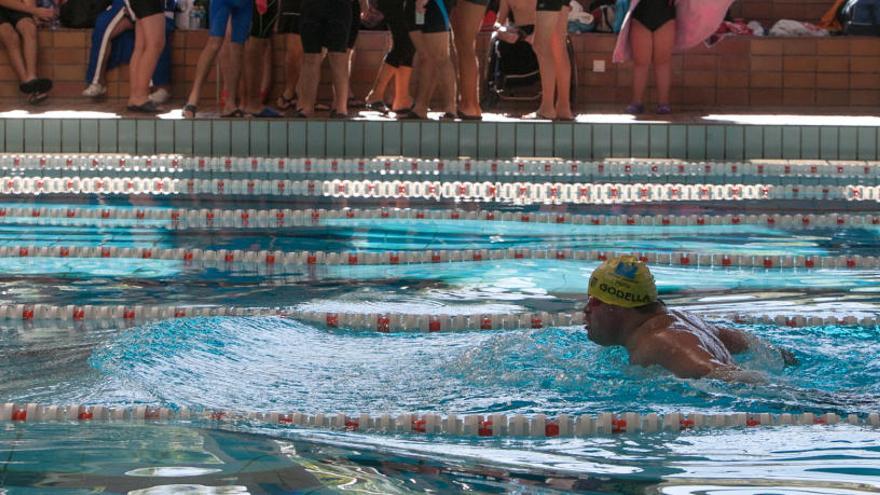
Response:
[0,244,877,270]
[2,155,879,181]
[2,403,878,436]
[0,176,877,203]
[0,304,875,329]
[2,206,879,230]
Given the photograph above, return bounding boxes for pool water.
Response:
[2,199,880,494]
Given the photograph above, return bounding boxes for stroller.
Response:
[482,28,577,109]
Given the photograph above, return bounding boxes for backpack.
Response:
[839,0,880,36]
[60,0,112,28]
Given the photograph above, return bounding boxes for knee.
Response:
[16,20,36,37]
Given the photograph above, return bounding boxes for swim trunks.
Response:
[0,6,31,26]
[300,0,352,53]
[208,0,252,43]
[123,0,164,20]
[251,0,279,39]
[631,0,676,31]
[277,0,301,34]
[536,0,571,12]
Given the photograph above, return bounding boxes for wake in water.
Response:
[75,317,880,415]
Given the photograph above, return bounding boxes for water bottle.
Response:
[38,0,60,30]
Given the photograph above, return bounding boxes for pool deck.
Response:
[1,101,879,161]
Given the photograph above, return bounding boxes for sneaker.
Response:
[149,88,171,104]
[82,83,106,98]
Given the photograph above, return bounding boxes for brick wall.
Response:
[0,28,878,111]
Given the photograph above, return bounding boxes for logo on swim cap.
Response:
[587,256,657,308]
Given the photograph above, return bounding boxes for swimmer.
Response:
[583,256,798,382]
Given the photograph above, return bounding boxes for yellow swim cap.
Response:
[587,256,658,308]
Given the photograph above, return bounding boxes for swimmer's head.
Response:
[587,256,657,308]
[584,256,659,346]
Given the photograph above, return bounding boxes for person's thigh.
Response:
[208,0,232,38]
[228,0,253,44]
[321,0,352,53]
[651,19,674,65]
[629,19,653,66]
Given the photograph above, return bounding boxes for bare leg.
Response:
[128,13,166,106]
[652,20,675,107]
[329,51,350,114]
[279,33,303,104]
[15,18,39,81]
[451,0,485,117]
[410,31,451,118]
[551,8,572,119]
[297,52,324,115]
[243,37,270,114]
[185,36,224,113]
[629,20,653,106]
[533,10,558,118]
[221,41,245,114]
[260,37,272,102]
[392,66,413,110]
[366,62,396,105]
[0,24,28,82]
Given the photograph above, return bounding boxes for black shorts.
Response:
[348,0,360,49]
[463,0,489,5]
[251,0,279,38]
[405,0,452,33]
[278,0,301,34]
[300,0,352,53]
[123,0,163,21]
[0,6,30,26]
[536,0,570,12]
[632,0,676,31]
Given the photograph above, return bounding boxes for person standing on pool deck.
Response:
[583,256,797,381]
[181,0,253,117]
[613,0,735,115]
[527,0,572,121]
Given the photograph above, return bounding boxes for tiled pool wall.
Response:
[1,119,880,161]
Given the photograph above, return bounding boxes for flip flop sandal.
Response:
[27,91,48,105]
[328,110,349,119]
[276,94,295,111]
[395,109,424,120]
[523,112,553,120]
[438,112,457,121]
[127,100,162,114]
[457,111,483,121]
[220,109,245,118]
[249,107,282,118]
[290,109,309,119]
[182,103,197,118]
[364,101,391,114]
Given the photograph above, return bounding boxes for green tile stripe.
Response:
[0,119,876,161]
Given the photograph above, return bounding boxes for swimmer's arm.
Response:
[718,326,800,366]
[639,333,767,383]
[716,327,750,354]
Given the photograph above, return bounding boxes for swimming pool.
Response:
[2,155,880,494]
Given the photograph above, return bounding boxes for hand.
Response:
[31,6,55,21]
[779,347,799,367]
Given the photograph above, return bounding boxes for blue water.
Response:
[2,200,880,494]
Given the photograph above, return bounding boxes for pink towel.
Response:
[612,0,736,63]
